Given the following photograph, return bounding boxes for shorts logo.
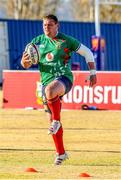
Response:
[46,53,54,61]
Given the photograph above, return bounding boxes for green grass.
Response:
[0,89,121,179]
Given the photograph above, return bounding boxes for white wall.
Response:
[0,21,9,84]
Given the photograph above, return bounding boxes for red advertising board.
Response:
[2,70,121,110]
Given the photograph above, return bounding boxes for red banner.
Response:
[3,70,121,110]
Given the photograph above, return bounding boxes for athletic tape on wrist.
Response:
[90,69,96,75]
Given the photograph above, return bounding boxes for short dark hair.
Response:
[43,14,58,24]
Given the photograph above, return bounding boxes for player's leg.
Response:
[42,85,63,155]
[45,80,65,158]
[43,102,65,156]
[45,76,72,134]
[45,79,65,134]
[45,76,72,165]
[43,104,52,124]
[45,79,65,119]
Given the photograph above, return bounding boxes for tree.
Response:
[100,4,121,22]
[69,0,94,22]
[1,0,121,22]
[6,0,60,19]
[69,0,121,23]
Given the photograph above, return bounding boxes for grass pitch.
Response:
[0,89,121,179]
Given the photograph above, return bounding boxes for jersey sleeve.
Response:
[66,35,81,52]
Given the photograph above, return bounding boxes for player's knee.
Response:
[45,86,55,99]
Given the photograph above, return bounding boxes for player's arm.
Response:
[21,51,32,69]
[76,44,97,87]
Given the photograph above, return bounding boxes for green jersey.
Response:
[32,33,80,86]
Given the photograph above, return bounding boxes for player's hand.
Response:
[85,74,97,87]
[21,51,32,69]
[89,74,97,87]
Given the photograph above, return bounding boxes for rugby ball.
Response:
[25,43,40,65]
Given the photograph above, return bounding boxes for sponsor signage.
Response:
[3,71,121,110]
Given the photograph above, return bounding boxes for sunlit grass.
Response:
[0,90,121,179]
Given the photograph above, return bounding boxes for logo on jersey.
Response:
[46,53,54,61]
[39,44,45,48]
[56,42,61,49]
[56,39,66,49]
